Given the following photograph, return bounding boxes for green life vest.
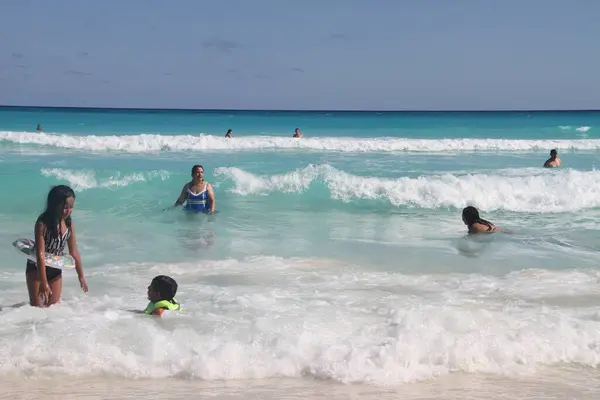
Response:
[144,298,181,315]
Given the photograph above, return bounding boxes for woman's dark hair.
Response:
[191,164,204,174]
[462,206,492,228]
[38,185,75,239]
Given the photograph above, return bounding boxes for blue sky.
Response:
[1,0,599,110]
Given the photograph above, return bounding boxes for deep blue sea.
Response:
[1,106,600,396]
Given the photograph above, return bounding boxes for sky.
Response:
[1,0,599,111]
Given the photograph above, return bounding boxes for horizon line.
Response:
[1,104,600,113]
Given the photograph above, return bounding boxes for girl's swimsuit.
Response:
[25,220,71,282]
[468,219,494,234]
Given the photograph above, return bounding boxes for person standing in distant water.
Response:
[173,164,216,213]
[462,206,509,234]
[36,124,43,132]
[225,129,233,138]
[293,128,303,138]
[543,149,562,168]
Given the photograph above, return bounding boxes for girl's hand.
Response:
[79,276,88,293]
[39,283,52,305]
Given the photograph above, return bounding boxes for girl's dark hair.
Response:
[462,206,492,228]
[38,185,75,239]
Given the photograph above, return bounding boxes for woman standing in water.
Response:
[173,164,216,213]
[26,185,88,307]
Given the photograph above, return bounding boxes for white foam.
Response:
[558,126,592,133]
[214,164,600,212]
[40,168,170,191]
[2,131,600,153]
[1,258,600,384]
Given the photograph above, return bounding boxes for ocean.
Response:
[1,106,600,399]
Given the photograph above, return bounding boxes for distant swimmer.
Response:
[36,124,43,132]
[462,206,510,234]
[543,149,562,168]
[293,128,303,138]
[173,164,216,213]
[225,129,233,138]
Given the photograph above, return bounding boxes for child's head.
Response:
[39,185,76,238]
[45,184,76,220]
[147,275,178,302]
[462,205,480,226]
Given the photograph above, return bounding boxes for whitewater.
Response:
[1,107,600,399]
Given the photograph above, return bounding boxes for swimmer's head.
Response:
[191,164,204,180]
[462,206,480,226]
[148,275,178,302]
[550,149,558,158]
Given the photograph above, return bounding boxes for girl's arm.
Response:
[34,221,50,289]
[67,221,88,293]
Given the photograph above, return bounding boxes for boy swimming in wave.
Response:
[144,275,181,317]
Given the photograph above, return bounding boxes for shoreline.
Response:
[1,367,598,399]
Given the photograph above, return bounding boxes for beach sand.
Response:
[2,367,598,400]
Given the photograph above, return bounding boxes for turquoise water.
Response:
[1,107,600,386]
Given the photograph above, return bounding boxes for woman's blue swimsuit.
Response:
[185,183,210,213]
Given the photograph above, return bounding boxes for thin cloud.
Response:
[12,53,24,59]
[255,74,267,79]
[163,72,174,76]
[64,70,92,76]
[76,51,89,57]
[291,67,304,73]
[202,37,240,53]
[328,33,348,41]
[226,68,238,74]
[15,64,27,69]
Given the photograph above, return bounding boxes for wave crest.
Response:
[214,165,600,212]
[41,168,170,191]
[3,131,600,153]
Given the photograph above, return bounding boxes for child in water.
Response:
[462,206,510,234]
[26,185,88,307]
[144,275,181,316]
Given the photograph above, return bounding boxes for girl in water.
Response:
[462,206,509,234]
[26,185,88,307]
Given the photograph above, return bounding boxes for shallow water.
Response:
[1,108,600,397]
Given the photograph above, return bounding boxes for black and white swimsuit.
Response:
[25,221,71,282]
